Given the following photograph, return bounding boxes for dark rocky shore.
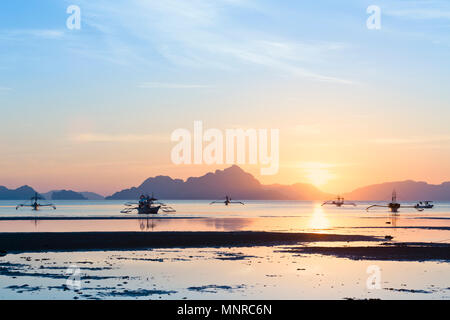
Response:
[281,242,450,262]
[0,231,379,253]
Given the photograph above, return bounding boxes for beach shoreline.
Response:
[0,216,201,221]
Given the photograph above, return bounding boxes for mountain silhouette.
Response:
[344,180,450,201]
[2,168,450,201]
[50,190,88,200]
[0,186,101,201]
[106,165,330,200]
[0,185,38,200]
[42,190,101,200]
[80,192,105,200]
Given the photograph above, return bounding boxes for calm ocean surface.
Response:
[0,200,449,243]
[0,200,449,299]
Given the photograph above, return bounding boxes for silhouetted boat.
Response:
[210,196,244,206]
[121,194,175,214]
[415,201,434,209]
[366,190,423,213]
[321,196,356,207]
[16,193,56,211]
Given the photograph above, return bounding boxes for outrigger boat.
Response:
[210,195,244,206]
[415,201,434,209]
[321,196,356,207]
[16,193,56,211]
[366,190,424,213]
[121,194,176,214]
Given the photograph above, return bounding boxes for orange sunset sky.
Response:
[1,0,450,195]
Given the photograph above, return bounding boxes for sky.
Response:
[0,0,450,196]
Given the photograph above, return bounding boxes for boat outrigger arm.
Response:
[121,204,176,214]
[365,191,424,213]
[366,204,424,213]
[321,200,356,206]
[321,196,356,207]
[16,203,56,210]
[120,194,176,214]
[16,193,56,211]
[210,196,245,206]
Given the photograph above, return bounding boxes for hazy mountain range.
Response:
[344,180,450,201]
[106,165,329,200]
[0,187,104,201]
[0,185,38,200]
[41,190,104,201]
[106,165,450,201]
[1,165,450,201]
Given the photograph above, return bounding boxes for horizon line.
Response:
[1,165,450,197]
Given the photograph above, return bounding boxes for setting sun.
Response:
[300,162,336,187]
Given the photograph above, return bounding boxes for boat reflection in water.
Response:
[138,217,157,231]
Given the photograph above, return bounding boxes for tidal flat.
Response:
[0,200,449,299]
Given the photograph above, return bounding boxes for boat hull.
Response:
[416,205,434,209]
[137,206,161,215]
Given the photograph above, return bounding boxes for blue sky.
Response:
[0,0,450,194]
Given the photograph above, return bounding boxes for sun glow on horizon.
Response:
[300,162,336,188]
[1,1,450,195]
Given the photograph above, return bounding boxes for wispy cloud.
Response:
[371,136,450,145]
[384,0,450,20]
[388,9,450,20]
[27,29,65,39]
[69,0,353,84]
[138,82,213,89]
[290,124,321,136]
[0,29,65,40]
[72,133,167,143]
[213,40,354,84]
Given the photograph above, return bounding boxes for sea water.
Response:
[0,200,449,299]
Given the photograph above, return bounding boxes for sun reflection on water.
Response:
[308,205,330,232]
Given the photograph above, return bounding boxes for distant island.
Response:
[0,185,37,200]
[41,190,104,200]
[0,187,104,201]
[1,165,449,200]
[344,180,450,201]
[42,190,87,200]
[105,165,450,201]
[106,165,329,200]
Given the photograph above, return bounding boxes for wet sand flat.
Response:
[0,231,379,253]
[282,243,450,261]
[0,202,448,299]
[1,246,448,299]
